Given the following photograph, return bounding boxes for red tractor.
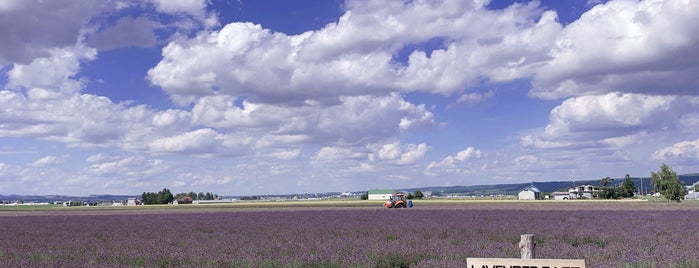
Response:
[383,192,412,208]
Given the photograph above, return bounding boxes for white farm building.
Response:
[368,189,394,200]
[518,186,541,200]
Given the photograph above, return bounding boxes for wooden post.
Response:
[519,234,535,259]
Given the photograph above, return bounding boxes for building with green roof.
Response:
[367,189,394,200]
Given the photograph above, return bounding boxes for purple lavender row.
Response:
[1,208,697,267]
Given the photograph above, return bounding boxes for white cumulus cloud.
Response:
[0,0,103,65]
[147,0,562,104]
[377,141,429,165]
[425,147,482,176]
[543,92,678,141]
[148,128,246,155]
[654,138,699,162]
[29,156,62,167]
[532,0,699,99]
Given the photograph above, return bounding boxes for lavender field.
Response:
[1,203,698,267]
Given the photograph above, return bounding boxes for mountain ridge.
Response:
[400,174,699,196]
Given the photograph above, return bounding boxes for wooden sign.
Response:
[467,258,586,268]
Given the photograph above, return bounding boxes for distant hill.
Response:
[679,173,699,187]
[2,174,698,202]
[399,180,597,196]
[0,194,138,204]
[401,173,699,196]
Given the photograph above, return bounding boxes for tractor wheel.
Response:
[394,203,405,208]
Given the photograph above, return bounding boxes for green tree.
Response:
[412,190,424,199]
[360,192,368,200]
[156,188,174,204]
[141,192,157,204]
[142,188,174,204]
[600,177,612,187]
[651,164,688,202]
[597,177,618,199]
[618,174,636,198]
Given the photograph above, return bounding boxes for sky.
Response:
[1,0,698,196]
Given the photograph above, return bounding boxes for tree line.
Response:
[595,174,637,199]
[141,188,220,205]
[359,190,424,200]
[174,191,219,201]
[595,164,688,202]
[141,188,173,205]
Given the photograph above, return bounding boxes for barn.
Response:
[518,186,541,200]
[368,189,394,200]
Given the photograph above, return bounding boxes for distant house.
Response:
[518,186,541,200]
[174,196,193,205]
[685,192,699,200]
[568,184,600,199]
[687,182,699,195]
[368,189,394,200]
[127,198,138,206]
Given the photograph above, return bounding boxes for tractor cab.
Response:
[391,193,405,203]
[384,192,412,208]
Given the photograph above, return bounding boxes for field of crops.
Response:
[1,201,698,267]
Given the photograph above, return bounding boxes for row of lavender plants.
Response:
[1,207,698,267]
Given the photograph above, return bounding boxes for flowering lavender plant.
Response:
[1,203,697,267]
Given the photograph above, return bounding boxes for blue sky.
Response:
[1,0,698,196]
